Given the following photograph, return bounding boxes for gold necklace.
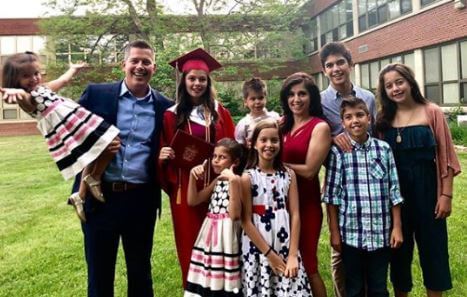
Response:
[395,108,416,143]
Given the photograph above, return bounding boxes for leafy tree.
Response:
[40,0,308,117]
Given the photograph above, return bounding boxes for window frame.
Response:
[358,0,412,33]
[319,0,354,46]
[359,51,415,93]
[423,40,467,106]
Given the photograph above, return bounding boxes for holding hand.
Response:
[159,146,175,161]
[283,255,299,278]
[106,136,121,154]
[266,249,286,276]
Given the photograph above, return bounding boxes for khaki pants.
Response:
[332,247,346,297]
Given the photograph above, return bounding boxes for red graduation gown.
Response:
[158,103,235,287]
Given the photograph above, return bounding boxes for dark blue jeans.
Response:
[342,244,390,297]
[82,183,159,297]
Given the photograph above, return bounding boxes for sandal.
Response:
[83,175,105,202]
[68,192,86,222]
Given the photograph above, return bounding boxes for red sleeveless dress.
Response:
[282,117,324,276]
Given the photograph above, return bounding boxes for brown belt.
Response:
[103,181,147,192]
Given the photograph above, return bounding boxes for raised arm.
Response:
[45,62,88,92]
[187,160,216,206]
[221,165,242,220]
[285,121,331,179]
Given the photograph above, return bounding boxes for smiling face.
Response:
[287,82,311,117]
[122,47,156,97]
[383,70,413,105]
[254,127,280,162]
[323,54,352,89]
[185,69,208,104]
[19,61,42,92]
[342,105,370,144]
[211,146,234,174]
[244,90,267,117]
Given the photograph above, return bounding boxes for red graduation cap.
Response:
[169,48,222,74]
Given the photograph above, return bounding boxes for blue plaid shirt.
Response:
[322,135,403,251]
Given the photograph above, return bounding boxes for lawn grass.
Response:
[0,135,465,297]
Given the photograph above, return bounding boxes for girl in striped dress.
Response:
[1,51,119,222]
[184,138,244,296]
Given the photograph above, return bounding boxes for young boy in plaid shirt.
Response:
[322,96,403,297]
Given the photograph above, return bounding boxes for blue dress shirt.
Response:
[104,82,156,183]
[321,84,376,136]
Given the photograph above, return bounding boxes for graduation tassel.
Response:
[175,61,180,103]
[176,168,182,204]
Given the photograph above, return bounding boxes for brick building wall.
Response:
[0,122,39,136]
[308,2,467,72]
[0,18,40,35]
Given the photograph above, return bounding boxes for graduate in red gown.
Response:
[158,48,235,288]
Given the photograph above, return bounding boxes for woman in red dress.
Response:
[281,72,331,297]
[158,48,235,288]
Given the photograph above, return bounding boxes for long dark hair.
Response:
[245,119,285,171]
[175,71,218,136]
[2,51,40,89]
[280,72,324,134]
[375,63,428,133]
[215,138,246,175]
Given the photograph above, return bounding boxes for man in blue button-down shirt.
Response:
[73,40,173,297]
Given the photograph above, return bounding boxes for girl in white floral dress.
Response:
[240,119,312,296]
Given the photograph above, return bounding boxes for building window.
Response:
[424,40,466,105]
[320,0,353,46]
[3,109,18,120]
[358,0,412,32]
[313,72,329,90]
[359,52,414,92]
[421,0,441,6]
[0,36,47,56]
[304,18,318,53]
[54,36,122,65]
[0,37,17,55]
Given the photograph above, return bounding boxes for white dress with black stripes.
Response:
[30,86,119,180]
[184,179,242,297]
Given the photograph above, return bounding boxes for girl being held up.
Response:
[184,138,244,297]
[240,119,312,296]
[1,51,120,222]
